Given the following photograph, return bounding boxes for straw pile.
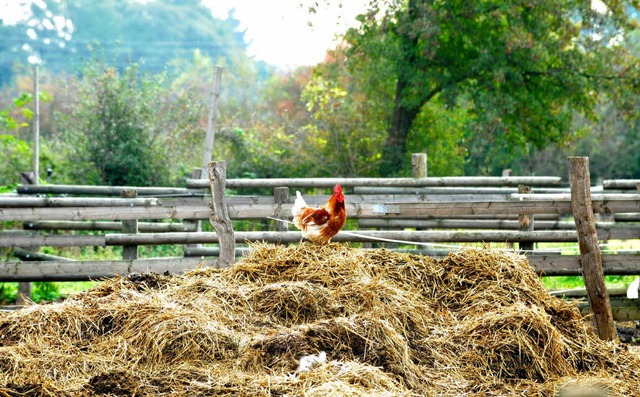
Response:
[1,243,639,396]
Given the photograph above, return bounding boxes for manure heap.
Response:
[1,244,639,396]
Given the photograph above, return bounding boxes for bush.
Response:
[55,62,204,186]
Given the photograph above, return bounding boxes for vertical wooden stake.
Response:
[17,66,41,305]
[273,187,290,232]
[33,65,40,184]
[568,157,616,341]
[208,161,235,268]
[202,67,223,178]
[411,153,427,178]
[518,185,534,252]
[121,189,139,260]
[184,167,203,234]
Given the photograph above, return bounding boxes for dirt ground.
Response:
[617,321,640,344]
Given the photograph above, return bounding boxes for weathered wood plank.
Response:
[2,228,637,248]
[121,190,139,260]
[603,179,640,189]
[0,201,607,222]
[23,220,196,232]
[358,219,615,230]
[352,187,569,195]
[577,298,640,322]
[0,197,158,207]
[184,247,251,257]
[11,247,76,262]
[568,156,616,341]
[187,176,563,189]
[102,230,586,245]
[17,184,192,196]
[524,254,640,276]
[615,213,640,222]
[208,161,235,268]
[550,286,629,298]
[2,194,638,222]
[412,153,427,178]
[0,205,213,222]
[519,185,534,251]
[0,257,212,281]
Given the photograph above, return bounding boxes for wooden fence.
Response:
[2,156,640,321]
[1,174,638,276]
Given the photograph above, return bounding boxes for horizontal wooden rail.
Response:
[0,254,637,282]
[0,197,158,207]
[0,204,212,222]
[187,176,563,189]
[12,247,76,262]
[2,194,639,222]
[358,219,630,230]
[0,257,213,281]
[550,286,629,297]
[23,221,196,232]
[17,184,193,196]
[577,297,640,322]
[3,229,637,248]
[603,179,640,189]
[184,247,251,257]
[528,254,640,276]
[615,213,640,222]
[352,187,571,195]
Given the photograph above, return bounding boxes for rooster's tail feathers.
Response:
[292,191,307,216]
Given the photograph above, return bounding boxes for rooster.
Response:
[291,184,347,245]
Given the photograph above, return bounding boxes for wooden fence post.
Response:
[202,67,223,179]
[208,161,235,267]
[121,189,138,260]
[184,167,203,233]
[412,153,427,178]
[518,185,534,252]
[273,187,290,232]
[16,172,34,305]
[568,156,616,341]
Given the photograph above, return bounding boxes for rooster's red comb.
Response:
[334,184,342,193]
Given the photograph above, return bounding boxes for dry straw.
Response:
[0,243,639,396]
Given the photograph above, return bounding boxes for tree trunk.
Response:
[380,78,421,176]
[380,0,427,176]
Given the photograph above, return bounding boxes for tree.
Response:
[302,46,391,176]
[0,0,247,84]
[55,61,205,186]
[340,0,640,175]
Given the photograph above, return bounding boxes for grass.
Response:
[0,281,97,304]
[536,239,640,291]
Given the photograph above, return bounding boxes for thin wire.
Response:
[265,216,637,255]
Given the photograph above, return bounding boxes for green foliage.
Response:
[340,0,640,175]
[298,46,392,177]
[0,281,96,303]
[55,61,203,186]
[31,282,60,302]
[0,134,31,186]
[407,97,469,176]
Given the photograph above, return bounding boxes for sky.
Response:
[205,0,369,68]
[0,0,370,69]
